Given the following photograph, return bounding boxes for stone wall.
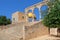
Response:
[50,28,57,36]
[0,23,24,40]
[12,11,26,24]
[25,22,49,40]
[0,21,49,40]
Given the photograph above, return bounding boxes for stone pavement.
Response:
[29,35,60,40]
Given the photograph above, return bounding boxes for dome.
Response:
[27,12,35,18]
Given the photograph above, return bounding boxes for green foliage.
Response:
[0,16,11,26]
[42,0,60,28]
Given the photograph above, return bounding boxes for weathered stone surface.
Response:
[0,21,49,40]
[0,23,24,40]
[25,21,49,40]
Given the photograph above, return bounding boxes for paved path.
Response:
[29,35,60,40]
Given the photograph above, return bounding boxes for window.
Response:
[13,18,15,21]
[22,16,24,19]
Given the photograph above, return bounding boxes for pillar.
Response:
[38,7,41,21]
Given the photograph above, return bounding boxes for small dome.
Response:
[27,12,35,18]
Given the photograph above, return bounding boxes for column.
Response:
[32,8,35,22]
[38,7,41,21]
[25,9,28,22]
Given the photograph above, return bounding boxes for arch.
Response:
[27,10,33,22]
[40,5,48,19]
[41,5,48,11]
[28,18,33,22]
[28,10,32,13]
[33,8,40,21]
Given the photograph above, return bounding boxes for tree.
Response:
[42,0,60,28]
[6,19,11,24]
[0,16,11,26]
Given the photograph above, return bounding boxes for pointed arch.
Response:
[40,5,48,19]
[28,10,32,13]
[33,8,40,21]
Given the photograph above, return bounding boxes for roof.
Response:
[12,11,25,15]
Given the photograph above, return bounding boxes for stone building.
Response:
[11,0,49,40]
[12,11,26,24]
[12,0,49,23]
[0,0,59,40]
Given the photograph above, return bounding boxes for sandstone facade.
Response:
[12,11,26,24]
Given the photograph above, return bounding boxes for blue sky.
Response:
[0,0,46,20]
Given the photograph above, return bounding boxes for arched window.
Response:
[40,5,48,19]
[13,18,15,21]
[22,16,24,19]
[34,8,40,21]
